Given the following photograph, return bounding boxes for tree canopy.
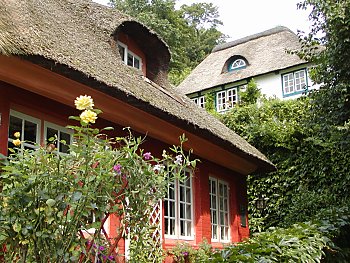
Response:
[109,0,226,85]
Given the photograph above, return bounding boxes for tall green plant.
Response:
[0,95,196,262]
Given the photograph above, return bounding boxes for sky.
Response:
[93,0,312,41]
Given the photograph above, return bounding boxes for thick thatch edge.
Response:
[213,26,294,53]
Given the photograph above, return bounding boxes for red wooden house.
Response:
[0,0,275,260]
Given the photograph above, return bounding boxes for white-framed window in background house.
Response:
[216,88,238,112]
[44,122,73,154]
[164,169,194,239]
[8,110,41,152]
[118,41,142,70]
[192,96,205,108]
[282,69,307,96]
[209,177,230,242]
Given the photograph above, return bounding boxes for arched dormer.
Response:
[112,21,171,87]
[222,55,248,73]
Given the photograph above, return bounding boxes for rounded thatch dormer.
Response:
[222,55,249,73]
[113,21,171,87]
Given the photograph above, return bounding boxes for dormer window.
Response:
[118,41,142,70]
[228,59,246,71]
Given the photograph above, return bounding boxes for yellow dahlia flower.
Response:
[74,95,94,110]
[80,110,97,124]
[14,132,21,138]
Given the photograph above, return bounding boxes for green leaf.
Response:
[72,191,83,202]
[13,222,21,233]
[46,199,56,207]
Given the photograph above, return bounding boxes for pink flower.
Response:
[113,164,122,174]
[143,152,152,160]
[99,246,105,251]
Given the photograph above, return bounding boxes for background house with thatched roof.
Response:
[0,0,274,260]
[178,26,318,113]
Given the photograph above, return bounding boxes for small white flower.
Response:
[153,164,165,172]
[174,155,183,165]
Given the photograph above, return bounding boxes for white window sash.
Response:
[117,41,142,70]
[44,121,73,154]
[164,170,194,240]
[209,177,230,242]
[216,88,238,112]
[283,70,307,95]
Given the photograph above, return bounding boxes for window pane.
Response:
[186,188,191,203]
[47,127,58,147]
[170,219,175,235]
[180,186,184,202]
[180,203,184,218]
[60,131,71,153]
[127,53,133,66]
[9,116,22,139]
[186,221,191,236]
[186,205,191,219]
[212,225,217,239]
[170,201,175,217]
[118,45,125,62]
[24,120,37,145]
[180,220,185,236]
[134,57,140,69]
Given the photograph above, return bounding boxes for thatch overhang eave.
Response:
[24,55,275,173]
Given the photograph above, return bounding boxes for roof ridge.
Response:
[212,26,294,53]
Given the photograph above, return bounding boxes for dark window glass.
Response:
[118,44,125,62]
[127,53,133,66]
[9,116,22,139]
[24,120,37,145]
[60,131,71,153]
[134,57,140,69]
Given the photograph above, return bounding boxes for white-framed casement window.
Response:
[282,69,307,96]
[192,96,205,108]
[118,41,142,70]
[164,169,193,239]
[216,88,238,112]
[44,122,73,154]
[8,110,41,151]
[209,178,230,242]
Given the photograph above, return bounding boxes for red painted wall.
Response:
[0,82,250,261]
[0,82,10,156]
[118,32,147,75]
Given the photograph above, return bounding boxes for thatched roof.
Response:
[0,0,275,173]
[177,26,307,95]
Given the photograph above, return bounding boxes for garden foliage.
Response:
[0,95,196,262]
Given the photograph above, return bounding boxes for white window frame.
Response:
[117,41,142,70]
[192,96,205,108]
[44,122,73,154]
[209,177,230,242]
[164,169,194,240]
[229,59,246,71]
[282,69,307,96]
[8,110,41,150]
[216,88,238,112]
